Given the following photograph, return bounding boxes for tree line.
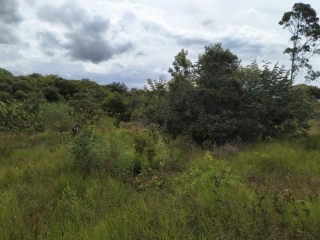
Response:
[1,2,320,146]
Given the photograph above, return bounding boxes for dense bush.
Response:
[38,102,75,134]
[141,44,315,146]
[71,127,107,174]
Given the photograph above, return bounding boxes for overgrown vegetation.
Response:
[0,42,318,146]
[1,119,320,239]
[1,2,320,239]
[143,46,314,145]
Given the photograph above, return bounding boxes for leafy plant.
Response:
[71,127,107,175]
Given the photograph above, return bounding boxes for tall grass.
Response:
[1,120,320,239]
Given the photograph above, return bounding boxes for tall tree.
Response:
[279,3,320,82]
[167,49,199,138]
[193,44,242,145]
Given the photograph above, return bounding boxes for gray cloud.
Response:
[36,31,61,56]
[63,16,132,63]
[0,0,22,24]
[141,21,209,47]
[65,36,113,63]
[223,38,262,53]
[222,38,264,63]
[0,0,22,45]
[64,35,132,63]
[135,51,147,57]
[0,24,19,44]
[175,35,209,47]
[80,16,109,36]
[2,0,306,87]
[37,3,86,28]
[142,22,162,33]
[37,4,132,63]
[202,19,215,27]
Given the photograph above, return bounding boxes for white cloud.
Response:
[1,0,320,86]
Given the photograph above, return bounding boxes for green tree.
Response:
[129,88,146,120]
[144,44,314,146]
[142,78,169,128]
[42,86,62,102]
[238,62,312,139]
[54,78,80,100]
[167,49,199,138]
[38,102,75,140]
[0,82,12,94]
[196,43,240,88]
[294,84,320,100]
[12,79,32,92]
[102,92,131,122]
[168,49,193,79]
[0,100,33,131]
[193,44,242,145]
[0,68,14,85]
[13,90,28,100]
[106,82,128,94]
[279,3,320,82]
[70,93,101,125]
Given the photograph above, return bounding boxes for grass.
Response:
[1,121,320,239]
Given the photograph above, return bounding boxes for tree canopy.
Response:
[140,44,315,145]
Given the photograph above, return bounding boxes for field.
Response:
[1,119,320,239]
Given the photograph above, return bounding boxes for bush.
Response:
[71,127,107,175]
[38,102,75,136]
[132,132,185,174]
[71,126,139,181]
[112,148,135,181]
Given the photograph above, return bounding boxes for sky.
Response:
[1,0,320,88]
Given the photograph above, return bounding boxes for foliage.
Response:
[69,93,102,125]
[102,92,131,122]
[139,78,169,127]
[294,84,320,100]
[0,100,36,131]
[0,45,317,147]
[38,102,75,138]
[1,7,320,239]
[42,86,62,102]
[106,82,128,94]
[1,120,320,239]
[142,45,314,146]
[238,62,313,139]
[71,127,107,174]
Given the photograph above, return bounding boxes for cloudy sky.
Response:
[1,0,320,87]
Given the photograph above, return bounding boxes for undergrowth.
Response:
[1,119,320,239]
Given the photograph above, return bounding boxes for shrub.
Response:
[112,148,136,181]
[71,127,107,175]
[56,181,81,219]
[38,102,75,141]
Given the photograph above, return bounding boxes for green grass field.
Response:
[1,120,320,239]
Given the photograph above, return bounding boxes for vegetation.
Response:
[141,45,314,145]
[279,3,320,81]
[1,2,320,239]
[1,118,320,239]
